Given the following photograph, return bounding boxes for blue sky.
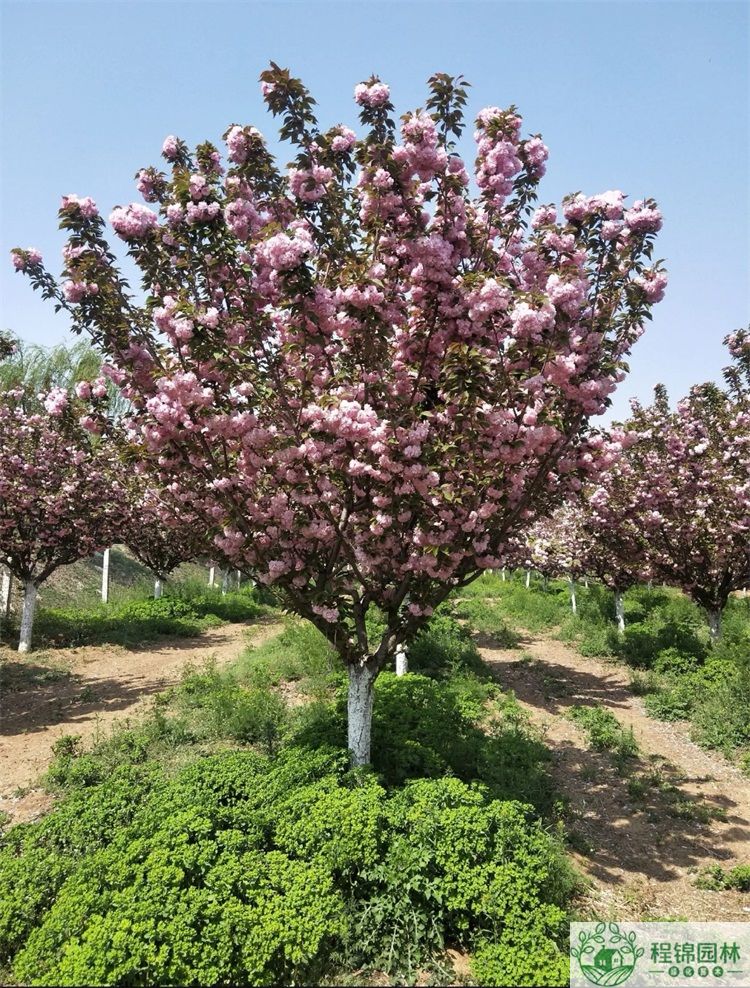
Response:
[1,0,747,422]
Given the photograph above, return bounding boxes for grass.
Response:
[2,584,271,651]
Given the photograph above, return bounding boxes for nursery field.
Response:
[2,570,749,986]
[1,35,748,988]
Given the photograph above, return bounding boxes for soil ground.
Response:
[479,629,750,921]
[0,618,280,823]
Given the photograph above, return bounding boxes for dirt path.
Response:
[0,619,281,821]
[479,631,750,922]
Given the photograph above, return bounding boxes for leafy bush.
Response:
[0,762,163,964]
[407,614,487,678]
[3,746,576,985]
[293,672,554,812]
[346,778,576,980]
[235,619,340,689]
[471,913,570,987]
[175,661,287,753]
[645,650,750,754]
[695,864,750,892]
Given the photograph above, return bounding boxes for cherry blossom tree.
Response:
[122,486,208,597]
[528,492,650,631]
[626,382,748,640]
[524,503,593,613]
[12,67,664,761]
[0,385,126,651]
[588,339,749,641]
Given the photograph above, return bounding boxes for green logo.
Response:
[572,922,644,986]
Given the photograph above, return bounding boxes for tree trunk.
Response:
[208,565,216,588]
[101,548,110,604]
[525,569,531,589]
[615,591,625,635]
[568,578,577,616]
[154,578,163,599]
[395,645,408,676]
[707,608,722,643]
[1,568,12,624]
[347,663,378,766]
[236,569,242,590]
[583,577,589,589]
[221,570,229,595]
[18,581,37,653]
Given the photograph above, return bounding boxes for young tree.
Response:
[13,68,664,761]
[0,386,126,651]
[524,504,593,613]
[620,378,749,640]
[123,487,208,596]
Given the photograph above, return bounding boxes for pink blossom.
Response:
[63,280,98,302]
[109,203,158,239]
[331,127,356,152]
[624,199,663,234]
[60,194,99,219]
[524,136,549,177]
[636,269,668,303]
[162,135,180,160]
[354,81,390,107]
[42,387,69,416]
[10,248,42,272]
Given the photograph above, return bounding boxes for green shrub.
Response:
[4,748,576,985]
[408,614,487,678]
[174,661,288,753]
[471,912,570,987]
[235,619,340,689]
[567,705,639,760]
[644,680,696,721]
[27,590,268,649]
[346,778,576,980]
[293,672,553,812]
[0,763,163,964]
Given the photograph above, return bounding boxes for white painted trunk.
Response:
[583,577,589,589]
[525,569,531,589]
[101,548,110,604]
[154,578,163,599]
[1,569,12,624]
[236,569,242,589]
[221,570,229,595]
[568,578,577,616]
[501,568,506,582]
[395,645,408,676]
[18,582,37,653]
[347,663,377,766]
[707,608,722,643]
[615,591,625,635]
[208,566,216,587]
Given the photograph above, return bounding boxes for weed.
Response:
[567,705,639,760]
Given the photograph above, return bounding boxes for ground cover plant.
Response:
[0,613,577,987]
